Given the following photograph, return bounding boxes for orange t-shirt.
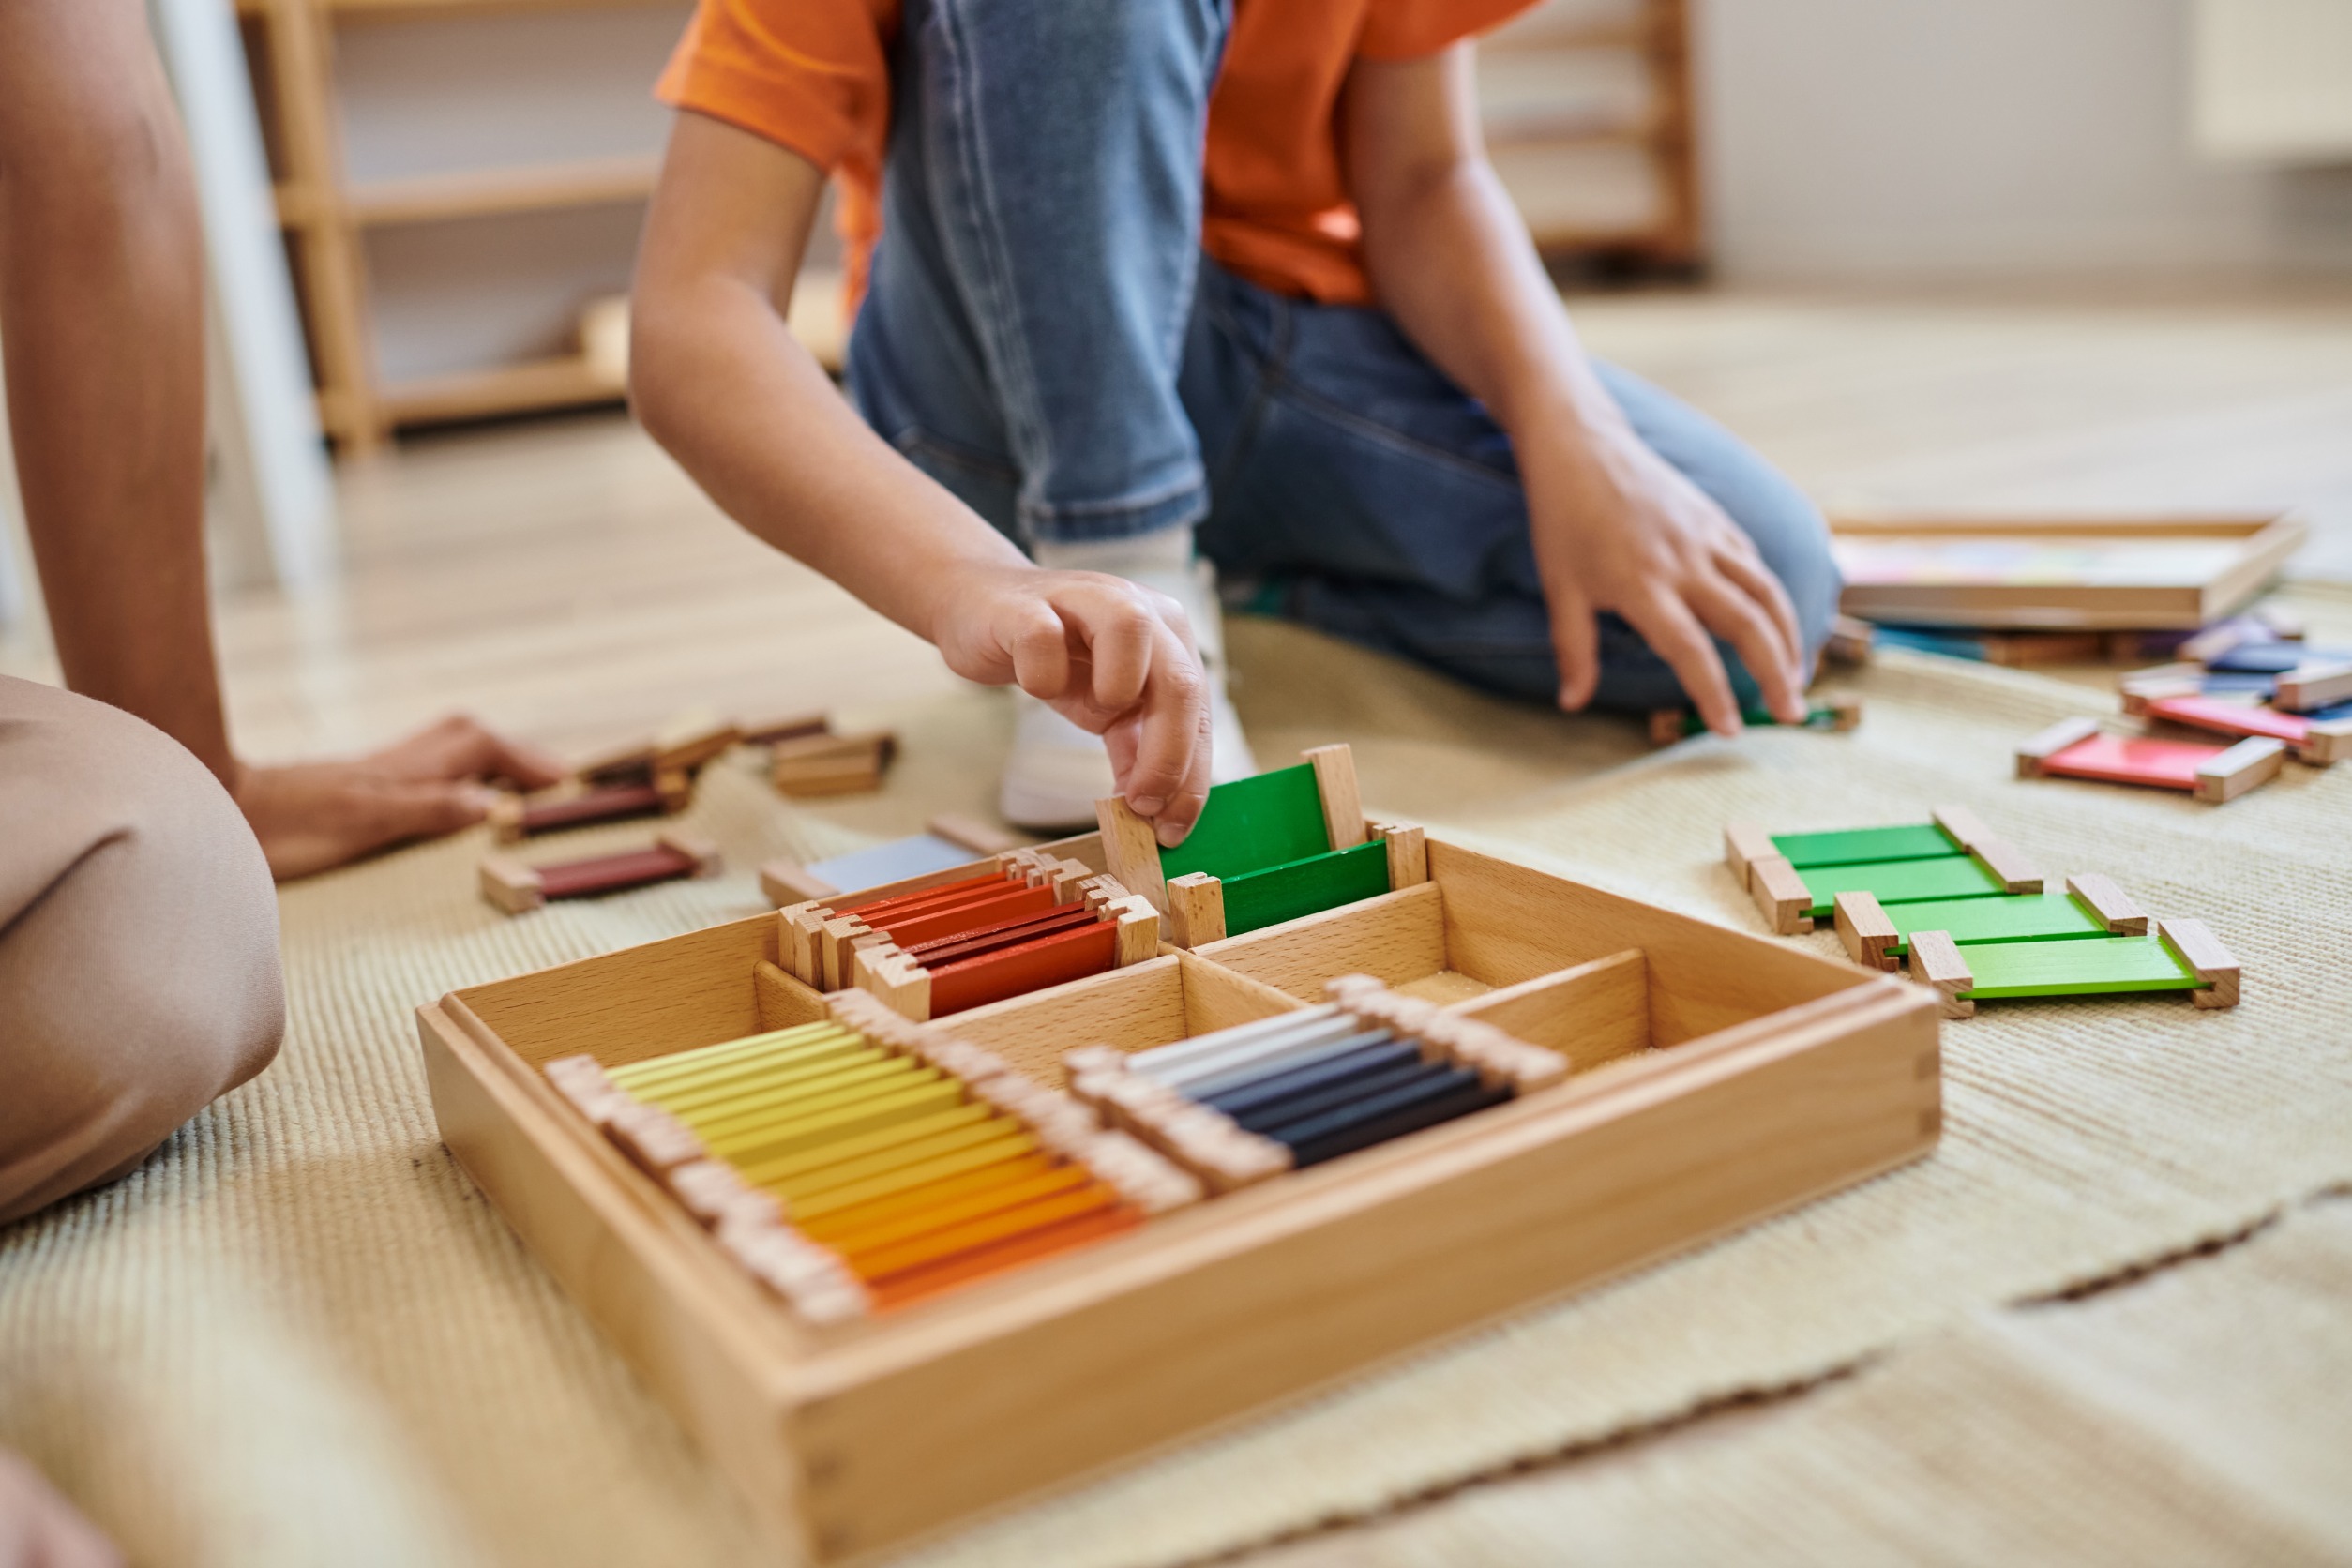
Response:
[656,0,1533,309]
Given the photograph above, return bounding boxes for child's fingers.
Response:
[1151,711,1214,846]
[1056,582,1161,716]
[1715,547,1803,687]
[363,714,565,789]
[1118,621,1210,840]
[1001,598,1076,701]
[1628,588,1741,735]
[1545,586,1601,711]
[1690,569,1805,725]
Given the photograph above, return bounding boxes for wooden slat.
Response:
[1193,882,1448,1002]
[1447,948,1650,1068]
[1432,840,1862,1045]
[346,154,658,227]
[380,354,626,427]
[1831,512,2294,539]
[262,0,386,452]
[944,957,1188,1073]
[449,913,773,1069]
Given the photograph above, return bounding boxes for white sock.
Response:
[1030,529,1196,578]
[1033,528,1231,671]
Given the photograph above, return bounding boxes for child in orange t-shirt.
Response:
[633,0,1834,842]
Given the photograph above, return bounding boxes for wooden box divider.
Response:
[418,828,1941,1561]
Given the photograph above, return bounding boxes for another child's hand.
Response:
[233,715,567,880]
[932,565,1212,845]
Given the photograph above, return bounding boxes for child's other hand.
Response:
[933,565,1212,845]
[1524,426,1807,738]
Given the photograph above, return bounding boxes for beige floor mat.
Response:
[2,631,2346,1568]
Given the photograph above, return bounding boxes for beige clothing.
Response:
[0,674,282,1225]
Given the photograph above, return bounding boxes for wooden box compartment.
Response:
[417,837,1941,1562]
[944,950,1310,1082]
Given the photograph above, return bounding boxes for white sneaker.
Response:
[999,537,1258,832]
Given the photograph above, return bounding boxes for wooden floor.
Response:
[5,284,2349,764]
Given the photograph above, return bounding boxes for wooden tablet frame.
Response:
[1830,512,2306,630]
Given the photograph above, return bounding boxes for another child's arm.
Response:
[1341,44,1806,738]
[631,113,1211,841]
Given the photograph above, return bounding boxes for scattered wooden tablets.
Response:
[2132,693,2352,765]
[771,730,898,797]
[488,708,903,870]
[489,773,690,842]
[479,831,722,914]
[574,716,742,790]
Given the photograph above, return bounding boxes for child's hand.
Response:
[1523,426,1806,737]
[932,565,1212,845]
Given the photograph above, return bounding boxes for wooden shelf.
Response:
[239,0,679,19]
[1479,0,1700,267]
[273,154,659,229]
[249,0,1694,451]
[1482,113,1667,154]
[381,354,626,427]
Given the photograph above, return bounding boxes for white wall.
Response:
[1697,0,2352,282]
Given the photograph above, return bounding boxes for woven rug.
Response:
[2,627,2347,1568]
[1249,1192,2352,1568]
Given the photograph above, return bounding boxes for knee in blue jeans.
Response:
[1736,483,1842,662]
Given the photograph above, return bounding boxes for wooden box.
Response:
[1829,512,2306,629]
[417,836,1941,1561]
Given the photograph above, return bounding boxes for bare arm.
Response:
[0,0,225,772]
[1341,45,1803,734]
[632,113,1210,837]
[0,0,563,880]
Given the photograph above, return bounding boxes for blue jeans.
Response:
[846,0,1840,711]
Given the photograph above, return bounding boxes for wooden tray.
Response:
[417,834,1941,1561]
[1830,513,2306,630]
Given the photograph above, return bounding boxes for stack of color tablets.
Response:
[778,850,1159,1020]
[545,996,1200,1321]
[2005,634,2352,803]
[1066,975,1569,1190]
[1724,807,2242,1018]
[2117,651,2352,768]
